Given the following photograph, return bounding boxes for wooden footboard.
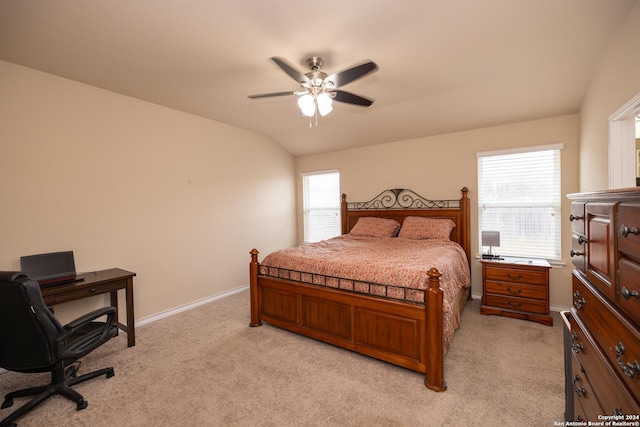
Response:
[249,249,448,391]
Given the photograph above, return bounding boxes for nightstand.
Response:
[480,257,553,326]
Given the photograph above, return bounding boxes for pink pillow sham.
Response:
[349,217,401,238]
[398,216,456,240]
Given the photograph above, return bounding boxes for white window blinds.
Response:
[477,144,563,260]
[302,170,341,243]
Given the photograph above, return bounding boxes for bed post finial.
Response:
[249,249,262,327]
[424,267,447,392]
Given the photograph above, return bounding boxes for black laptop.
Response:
[20,251,84,287]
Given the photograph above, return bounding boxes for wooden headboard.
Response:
[341,187,471,266]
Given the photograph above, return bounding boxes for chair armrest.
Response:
[63,306,116,331]
[56,307,117,358]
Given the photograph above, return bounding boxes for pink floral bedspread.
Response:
[259,235,470,308]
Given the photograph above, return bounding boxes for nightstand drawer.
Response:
[484,266,547,285]
[484,280,546,300]
[484,294,549,314]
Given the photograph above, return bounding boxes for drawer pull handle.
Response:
[570,250,583,257]
[572,374,586,397]
[571,342,584,354]
[90,287,96,293]
[578,236,588,245]
[614,408,623,417]
[569,214,583,222]
[506,273,522,280]
[506,301,522,309]
[571,333,578,343]
[621,286,640,300]
[506,287,522,295]
[615,343,640,378]
[573,291,586,309]
[620,224,639,238]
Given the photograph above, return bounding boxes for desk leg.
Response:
[125,277,135,347]
[110,290,120,338]
[109,281,135,347]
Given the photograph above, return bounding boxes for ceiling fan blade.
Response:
[247,91,297,99]
[271,57,310,84]
[331,90,373,107]
[325,61,378,88]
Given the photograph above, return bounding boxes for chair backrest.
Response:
[0,272,65,371]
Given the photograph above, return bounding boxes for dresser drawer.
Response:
[571,354,603,419]
[483,265,547,285]
[484,280,546,300]
[484,294,549,315]
[570,202,585,234]
[619,203,640,260]
[619,258,640,325]
[572,272,640,398]
[571,310,640,417]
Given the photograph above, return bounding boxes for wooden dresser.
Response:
[481,257,552,326]
[567,188,640,421]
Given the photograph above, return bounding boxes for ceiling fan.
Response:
[248,56,378,125]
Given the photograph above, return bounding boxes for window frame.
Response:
[301,169,341,243]
[477,143,563,261]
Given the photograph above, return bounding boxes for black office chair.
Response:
[0,271,118,427]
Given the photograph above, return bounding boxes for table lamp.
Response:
[481,231,500,259]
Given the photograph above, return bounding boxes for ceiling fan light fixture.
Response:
[317,93,333,116]
[298,94,316,117]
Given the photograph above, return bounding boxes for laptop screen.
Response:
[20,251,77,286]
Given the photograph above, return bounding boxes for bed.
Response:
[249,187,471,391]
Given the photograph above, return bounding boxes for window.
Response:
[477,144,563,260]
[302,170,341,243]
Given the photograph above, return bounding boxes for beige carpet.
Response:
[0,291,565,427]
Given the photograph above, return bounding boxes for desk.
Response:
[41,268,136,347]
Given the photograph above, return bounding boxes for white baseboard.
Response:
[135,285,249,328]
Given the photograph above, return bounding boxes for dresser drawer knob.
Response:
[570,250,583,257]
[506,287,522,295]
[569,214,583,222]
[621,286,640,300]
[90,287,96,293]
[506,273,522,280]
[573,291,586,309]
[620,224,639,238]
[578,236,588,245]
[615,342,640,378]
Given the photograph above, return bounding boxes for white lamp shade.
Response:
[297,94,316,117]
[316,93,333,116]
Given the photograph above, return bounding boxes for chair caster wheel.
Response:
[77,400,88,411]
[1,398,13,409]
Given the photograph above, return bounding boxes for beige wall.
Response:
[579,1,640,191]
[296,114,580,309]
[0,60,296,323]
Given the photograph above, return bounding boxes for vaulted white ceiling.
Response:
[0,0,636,156]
